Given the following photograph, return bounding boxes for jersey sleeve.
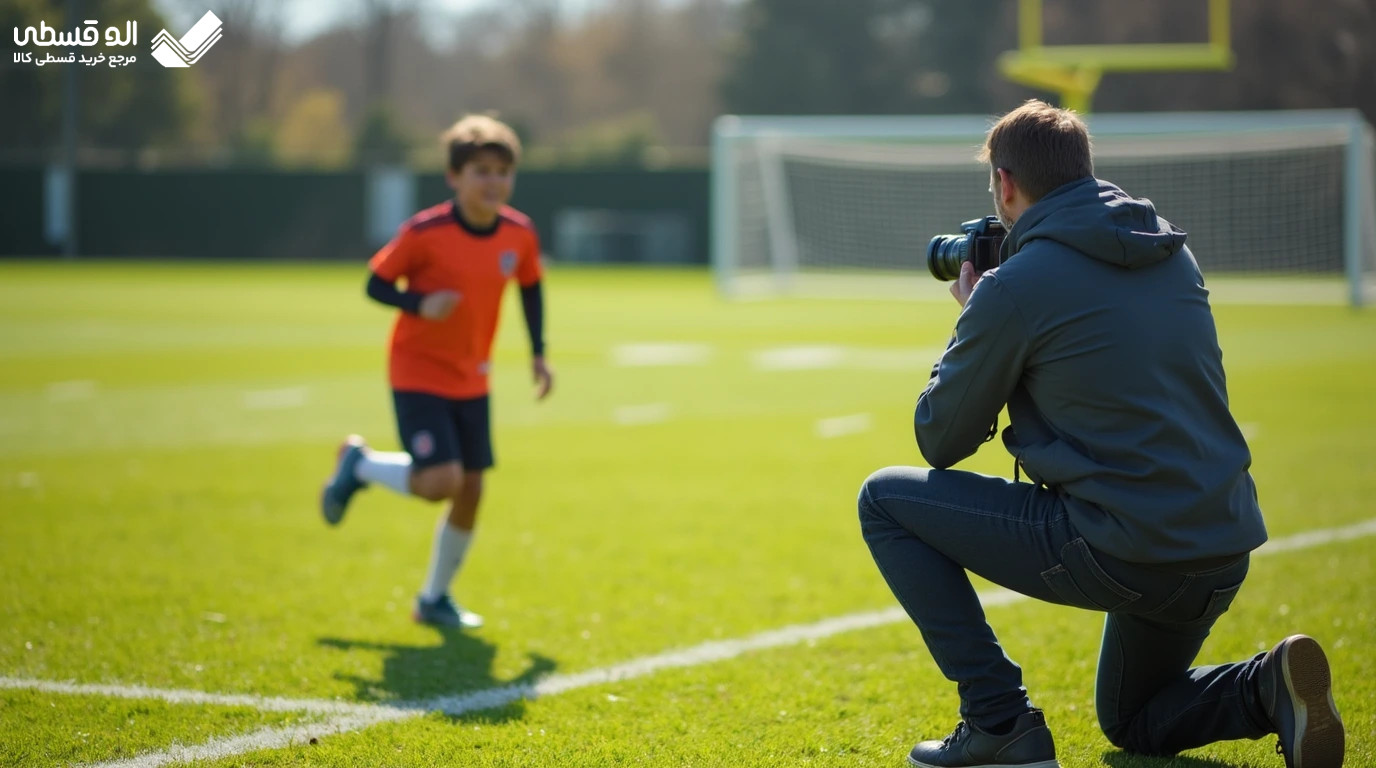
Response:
[516,228,543,287]
[368,225,423,282]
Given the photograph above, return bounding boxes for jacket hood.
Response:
[1006,177,1187,269]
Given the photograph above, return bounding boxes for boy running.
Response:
[321,114,552,629]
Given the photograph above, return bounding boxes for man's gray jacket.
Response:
[915,176,1267,563]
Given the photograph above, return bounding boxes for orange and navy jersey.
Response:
[369,201,542,399]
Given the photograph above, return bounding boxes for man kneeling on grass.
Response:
[857,100,1344,768]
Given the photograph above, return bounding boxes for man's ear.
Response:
[996,167,1017,206]
[444,169,458,191]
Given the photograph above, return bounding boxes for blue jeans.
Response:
[857,466,1273,755]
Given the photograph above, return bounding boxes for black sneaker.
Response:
[908,710,1059,768]
[1258,635,1344,768]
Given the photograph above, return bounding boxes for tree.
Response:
[177,0,292,158]
[0,0,201,157]
[274,88,352,167]
[721,0,907,115]
[353,103,413,165]
[0,0,58,154]
[357,0,419,111]
[495,0,569,140]
[720,0,1004,116]
[557,110,664,166]
[1007,0,1376,126]
[910,0,1007,114]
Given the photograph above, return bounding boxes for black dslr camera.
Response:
[926,216,1009,282]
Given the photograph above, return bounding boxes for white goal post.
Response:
[711,110,1376,306]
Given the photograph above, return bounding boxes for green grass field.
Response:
[1,262,1373,767]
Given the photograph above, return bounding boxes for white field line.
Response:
[45,380,99,402]
[241,386,310,411]
[816,413,872,439]
[0,677,382,716]
[5,516,1363,768]
[610,343,713,367]
[84,710,413,768]
[750,346,945,372]
[613,403,673,426]
[751,345,845,371]
[1253,516,1376,555]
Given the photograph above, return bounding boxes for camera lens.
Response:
[926,234,968,282]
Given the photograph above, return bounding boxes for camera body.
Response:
[926,216,1009,282]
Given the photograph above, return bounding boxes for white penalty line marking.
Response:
[5,516,1370,768]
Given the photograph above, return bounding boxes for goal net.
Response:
[711,111,1376,305]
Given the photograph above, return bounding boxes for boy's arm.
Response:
[516,229,547,358]
[367,223,458,318]
[366,272,424,314]
[516,231,551,399]
[519,281,545,357]
[522,280,552,400]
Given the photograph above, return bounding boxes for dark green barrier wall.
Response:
[82,170,369,260]
[419,169,710,263]
[0,167,710,263]
[0,167,50,256]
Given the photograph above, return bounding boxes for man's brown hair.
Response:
[979,100,1093,201]
[442,114,522,172]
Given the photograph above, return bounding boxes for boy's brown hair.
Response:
[979,100,1093,201]
[442,114,522,172]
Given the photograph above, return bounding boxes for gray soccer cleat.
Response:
[320,435,367,526]
[413,594,484,629]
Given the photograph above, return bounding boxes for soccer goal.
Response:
[711,110,1376,305]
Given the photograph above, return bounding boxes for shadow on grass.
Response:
[318,627,557,724]
[1102,750,1255,768]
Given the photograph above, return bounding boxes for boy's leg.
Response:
[420,470,483,603]
[384,390,465,499]
[353,447,412,495]
[415,395,493,628]
[857,465,1076,730]
[322,391,464,525]
[443,394,493,531]
[445,470,485,529]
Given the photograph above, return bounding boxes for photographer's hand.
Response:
[951,262,980,307]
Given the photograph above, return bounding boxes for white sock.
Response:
[354,451,411,495]
[421,521,472,602]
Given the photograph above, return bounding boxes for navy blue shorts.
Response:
[392,391,494,471]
